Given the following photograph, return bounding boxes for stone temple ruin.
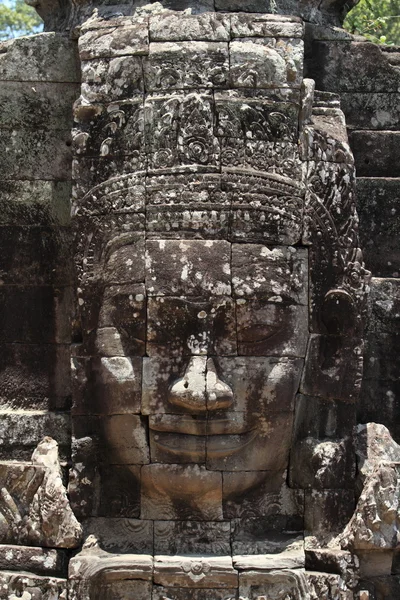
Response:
[0,0,399,597]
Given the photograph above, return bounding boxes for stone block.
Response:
[154,555,238,588]
[74,216,144,288]
[0,180,71,227]
[72,355,142,415]
[147,296,237,357]
[153,588,238,600]
[0,343,71,411]
[227,172,304,245]
[81,55,144,103]
[150,427,206,464]
[223,471,303,522]
[141,464,223,520]
[363,333,400,382]
[232,244,308,304]
[349,131,400,177]
[301,334,363,403]
[73,99,144,158]
[0,227,72,285]
[73,156,147,198]
[143,41,229,91]
[358,378,400,445]
[154,520,231,555]
[0,82,78,130]
[98,464,141,518]
[73,414,149,465]
[149,12,231,42]
[305,489,355,544]
[238,569,310,600]
[0,411,70,461]
[0,129,73,180]
[82,518,153,554]
[0,286,71,344]
[206,411,294,472]
[0,572,67,599]
[145,239,231,296]
[214,92,299,143]
[0,33,79,82]
[229,38,303,89]
[289,394,356,489]
[357,178,400,277]
[306,571,350,600]
[230,14,304,39]
[309,41,400,93]
[145,91,219,170]
[233,534,304,568]
[369,278,400,334]
[0,544,66,576]
[215,356,303,413]
[341,92,400,131]
[79,22,149,60]
[236,300,308,357]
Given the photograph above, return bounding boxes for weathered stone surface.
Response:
[341,93,400,131]
[0,227,72,285]
[145,239,231,296]
[232,245,308,303]
[229,38,303,89]
[230,14,304,39]
[238,569,310,600]
[355,423,400,485]
[0,33,79,82]
[154,555,238,588]
[82,518,153,554]
[0,82,78,130]
[223,471,304,522]
[368,277,400,334]
[0,412,70,461]
[0,286,71,344]
[152,587,238,600]
[147,296,237,357]
[80,56,144,102]
[72,355,142,415]
[0,344,70,411]
[154,520,231,555]
[79,21,149,59]
[73,99,144,158]
[305,490,355,546]
[149,12,231,42]
[0,544,66,575]
[301,334,363,403]
[290,395,356,489]
[306,571,351,600]
[357,178,400,278]
[0,437,81,548]
[141,464,223,520]
[69,551,153,600]
[0,180,71,227]
[309,42,400,93]
[143,41,229,91]
[0,129,73,180]
[232,527,304,563]
[0,572,67,599]
[236,300,308,357]
[349,131,400,178]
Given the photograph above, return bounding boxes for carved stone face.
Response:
[71,11,366,524]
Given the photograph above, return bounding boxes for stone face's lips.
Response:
[149,418,252,436]
[152,429,257,458]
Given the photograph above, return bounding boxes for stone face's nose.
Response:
[169,357,233,413]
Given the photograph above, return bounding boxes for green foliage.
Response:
[0,0,43,41]
[344,0,400,45]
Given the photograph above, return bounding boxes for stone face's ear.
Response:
[321,289,358,335]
